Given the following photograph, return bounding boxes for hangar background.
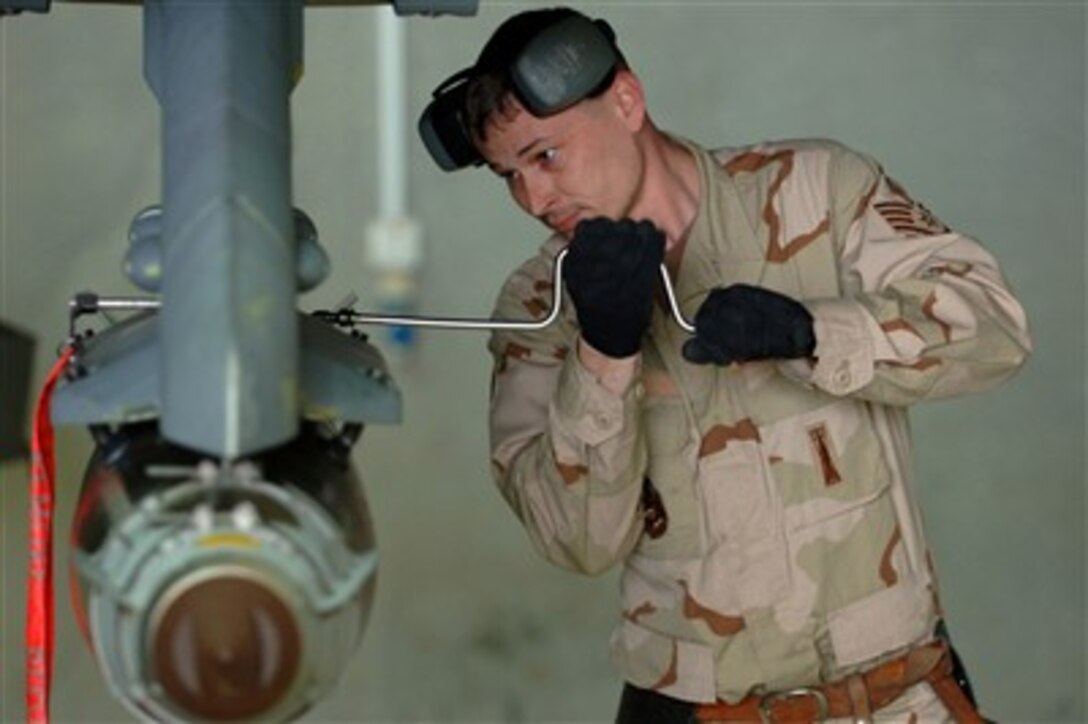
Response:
[1,2,1084,721]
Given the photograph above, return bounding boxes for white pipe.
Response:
[367,6,422,347]
[376,6,406,218]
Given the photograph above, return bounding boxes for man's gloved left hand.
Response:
[682,284,816,365]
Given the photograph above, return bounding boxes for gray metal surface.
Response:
[297,314,401,424]
[145,0,303,458]
[2,1,479,14]
[0,0,49,13]
[124,205,330,294]
[51,312,401,427]
[392,0,476,16]
[52,312,161,426]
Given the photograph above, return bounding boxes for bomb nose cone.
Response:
[152,576,302,720]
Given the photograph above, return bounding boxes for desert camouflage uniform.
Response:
[486,138,1031,708]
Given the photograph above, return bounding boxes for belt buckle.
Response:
[758,687,830,724]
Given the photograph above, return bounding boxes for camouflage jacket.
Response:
[486,138,1031,702]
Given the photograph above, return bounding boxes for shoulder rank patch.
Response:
[874,177,950,237]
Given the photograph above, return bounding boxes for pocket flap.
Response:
[826,578,935,668]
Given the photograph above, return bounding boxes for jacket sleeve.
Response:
[486,258,647,575]
[782,145,1032,405]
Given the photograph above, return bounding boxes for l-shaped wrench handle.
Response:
[331,248,696,333]
[71,248,698,334]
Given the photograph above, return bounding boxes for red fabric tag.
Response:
[27,347,74,724]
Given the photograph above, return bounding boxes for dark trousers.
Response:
[615,626,978,724]
[615,683,697,724]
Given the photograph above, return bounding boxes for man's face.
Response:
[476,85,644,239]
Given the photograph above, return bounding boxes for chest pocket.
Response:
[633,368,701,561]
[694,418,791,610]
[753,388,892,533]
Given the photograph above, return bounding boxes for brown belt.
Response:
[694,640,984,723]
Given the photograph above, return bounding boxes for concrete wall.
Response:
[1,2,1083,721]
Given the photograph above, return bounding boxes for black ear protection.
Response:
[418,15,619,172]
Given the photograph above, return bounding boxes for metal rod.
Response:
[70,248,697,334]
[68,297,163,312]
[657,260,696,334]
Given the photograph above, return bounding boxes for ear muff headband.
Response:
[418,15,618,172]
[511,16,618,116]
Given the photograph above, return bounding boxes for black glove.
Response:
[682,284,816,365]
[562,218,666,358]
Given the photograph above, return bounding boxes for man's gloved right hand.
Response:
[562,218,666,359]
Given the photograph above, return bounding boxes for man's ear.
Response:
[609,69,647,131]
